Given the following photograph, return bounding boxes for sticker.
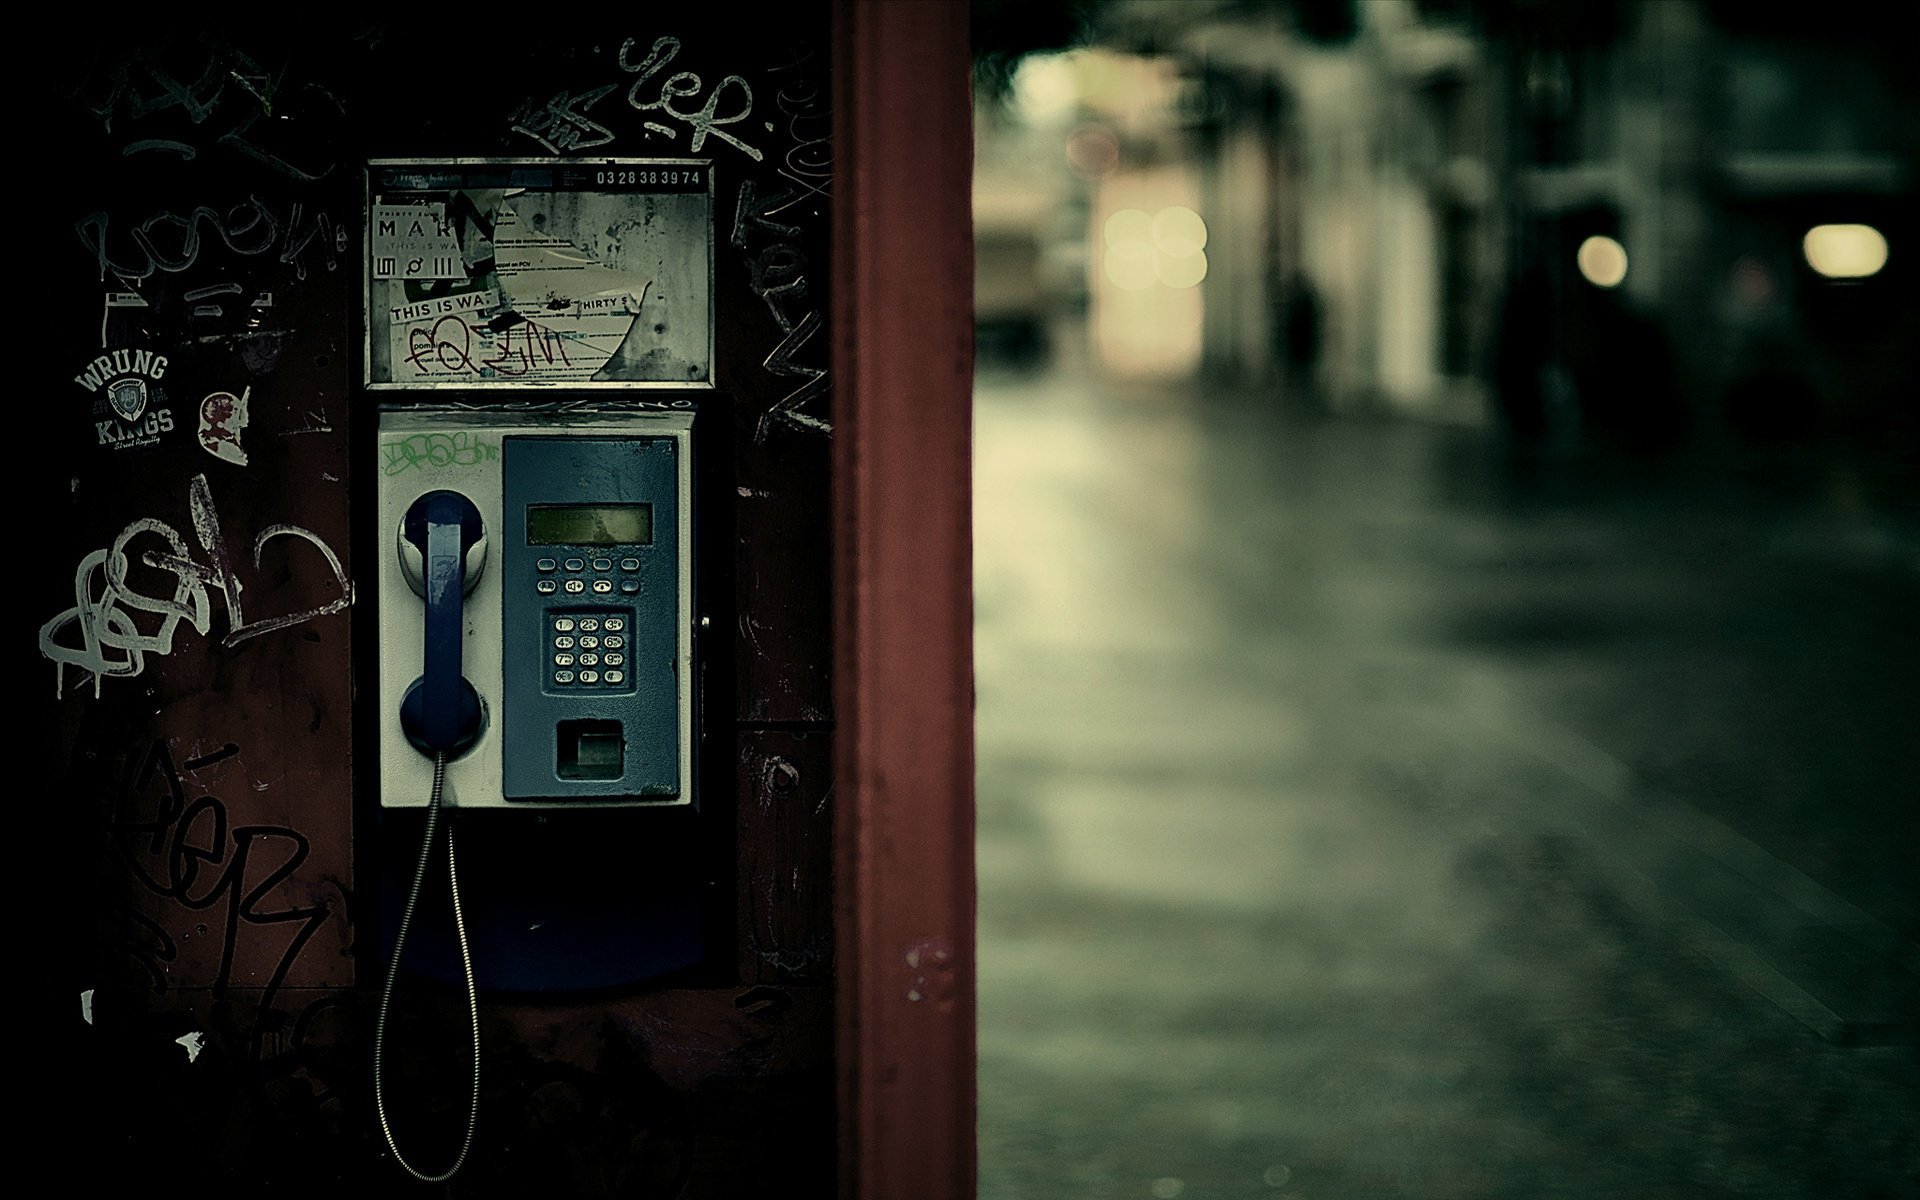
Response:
[175,1032,206,1063]
[75,348,175,451]
[371,202,465,279]
[198,387,250,466]
[388,285,501,325]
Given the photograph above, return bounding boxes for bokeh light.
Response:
[1151,206,1208,257]
[1803,224,1888,279]
[1102,206,1210,291]
[1576,235,1629,288]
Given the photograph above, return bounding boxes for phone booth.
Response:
[39,5,972,1195]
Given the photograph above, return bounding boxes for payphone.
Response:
[371,406,699,1180]
[374,406,695,811]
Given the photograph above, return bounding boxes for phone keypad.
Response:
[548,611,636,690]
[533,507,644,688]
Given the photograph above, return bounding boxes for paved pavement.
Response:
[973,368,1918,1199]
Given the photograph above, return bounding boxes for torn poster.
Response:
[365,160,713,388]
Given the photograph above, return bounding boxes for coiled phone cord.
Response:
[373,752,481,1182]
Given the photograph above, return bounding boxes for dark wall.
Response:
[39,13,837,1194]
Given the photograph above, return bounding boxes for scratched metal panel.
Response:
[721,63,838,723]
[42,15,359,1019]
[49,331,357,1004]
[47,11,839,1194]
[488,987,837,1197]
[737,729,836,983]
[76,984,832,1191]
[731,416,836,722]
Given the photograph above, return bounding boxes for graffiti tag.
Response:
[40,474,351,697]
[380,431,500,475]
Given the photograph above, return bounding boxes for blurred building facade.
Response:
[977,0,1918,461]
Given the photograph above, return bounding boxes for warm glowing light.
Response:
[1157,249,1208,289]
[1013,53,1079,125]
[1151,206,1208,257]
[1092,175,1204,376]
[1101,207,1209,291]
[1105,242,1158,291]
[1104,208,1152,246]
[1576,236,1628,288]
[1803,224,1888,279]
[1103,208,1158,290]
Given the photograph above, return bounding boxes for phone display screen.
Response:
[527,504,654,545]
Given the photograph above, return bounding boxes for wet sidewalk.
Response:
[973,371,1918,1199]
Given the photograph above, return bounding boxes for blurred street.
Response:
[973,369,1918,1199]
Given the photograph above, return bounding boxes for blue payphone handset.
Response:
[398,489,487,757]
[372,407,697,1181]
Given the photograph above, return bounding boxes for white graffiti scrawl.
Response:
[39,473,351,697]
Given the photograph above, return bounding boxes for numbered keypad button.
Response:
[579,653,600,667]
[553,617,575,632]
[603,617,625,632]
[555,636,575,649]
[554,670,575,685]
[578,635,599,649]
[579,670,599,684]
[554,653,575,667]
[603,670,625,685]
[578,618,599,632]
[602,635,624,649]
[603,652,625,667]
